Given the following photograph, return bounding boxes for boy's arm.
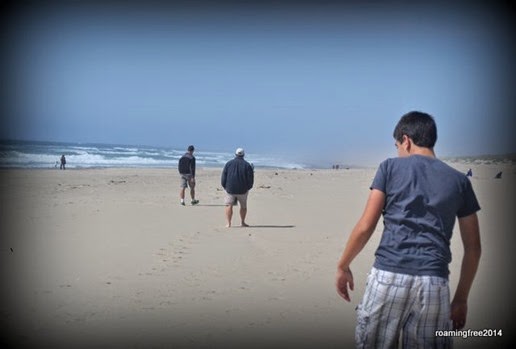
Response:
[336,189,385,302]
[451,213,481,330]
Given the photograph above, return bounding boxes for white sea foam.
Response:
[0,141,308,169]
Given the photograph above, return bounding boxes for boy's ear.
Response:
[402,135,412,153]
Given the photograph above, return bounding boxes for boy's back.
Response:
[372,155,480,278]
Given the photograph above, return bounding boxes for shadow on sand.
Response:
[194,204,227,207]
[247,225,295,228]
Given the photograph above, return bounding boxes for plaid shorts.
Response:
[356,267,453,349]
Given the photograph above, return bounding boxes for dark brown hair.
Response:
[393,111,437,148]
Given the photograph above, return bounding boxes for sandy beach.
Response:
[1,163,514,348]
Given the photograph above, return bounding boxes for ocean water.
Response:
[0,140,307,169]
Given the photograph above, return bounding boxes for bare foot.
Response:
[241,223,249,227]
[226,224,231,228]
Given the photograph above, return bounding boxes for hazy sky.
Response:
[1,1,515,165]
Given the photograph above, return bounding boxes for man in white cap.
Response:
[221,148,254,227]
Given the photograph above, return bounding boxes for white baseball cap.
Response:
[235,148,245,156]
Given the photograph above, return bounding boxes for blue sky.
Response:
[1,1,515,166]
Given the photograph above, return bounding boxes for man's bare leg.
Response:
[225,205,233,227]
[189,179,199,205]
[180,188,186,205]
[190,187,195,200]
[240,207,249,227]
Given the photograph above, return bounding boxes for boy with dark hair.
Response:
[336,111,481,348]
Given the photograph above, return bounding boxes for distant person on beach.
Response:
[336,111,481,348]
[466,168,472,177]
[178,145,199,206]
[60,155,66,170]
[221,148,254,227]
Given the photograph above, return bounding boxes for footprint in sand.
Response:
[144,231,202,277]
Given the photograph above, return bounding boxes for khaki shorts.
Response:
[224,191,248,209]
[180,174,195,189]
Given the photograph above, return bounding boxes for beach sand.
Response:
[1,164,514,348]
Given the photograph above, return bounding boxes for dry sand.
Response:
[0,163,514,348]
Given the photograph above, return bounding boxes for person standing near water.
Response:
[178,145,199,206]
[60,155,66,170]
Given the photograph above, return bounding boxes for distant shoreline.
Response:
[442,155,516,166]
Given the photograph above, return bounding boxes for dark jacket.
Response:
[221,157,254,194]
[178,152,196,177]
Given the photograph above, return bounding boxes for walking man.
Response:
[221,148,254,227]
[178,145,199,206]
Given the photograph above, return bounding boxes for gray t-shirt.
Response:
[371,155,480,278]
